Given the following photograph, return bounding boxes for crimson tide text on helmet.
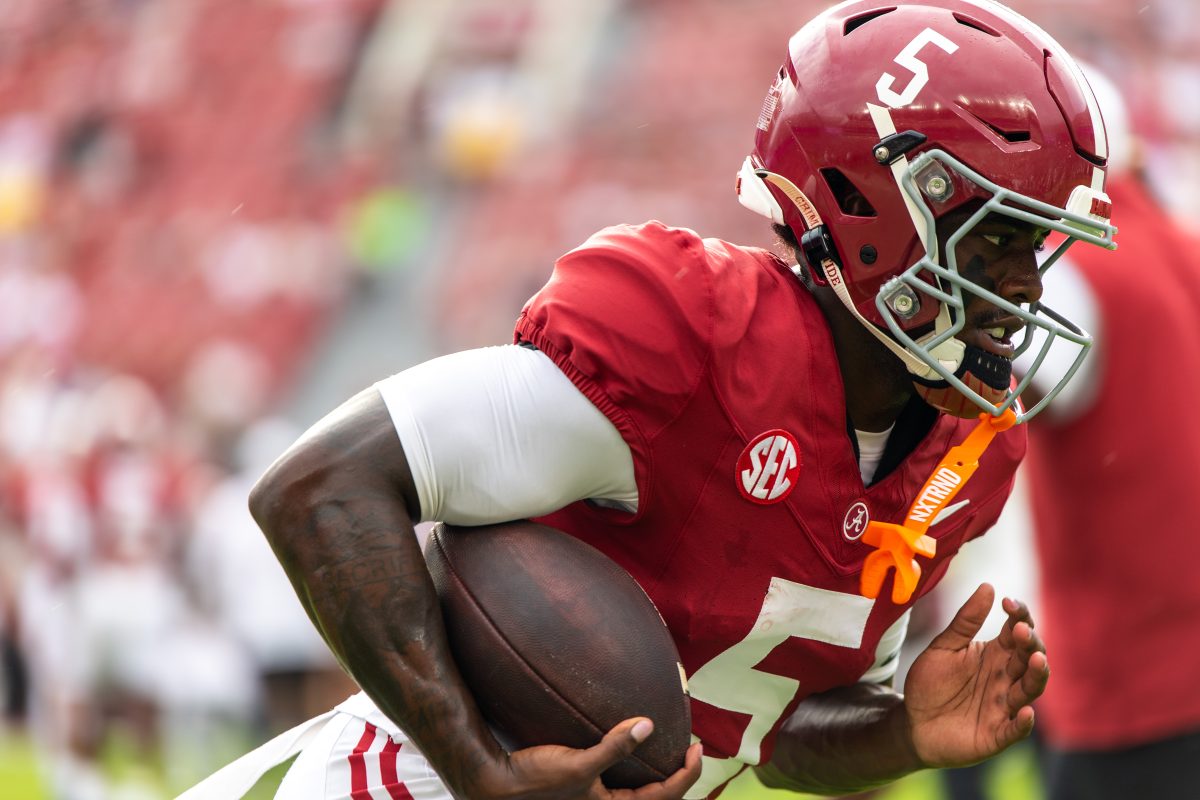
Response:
[736,0,1116,422]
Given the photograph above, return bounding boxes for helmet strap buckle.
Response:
[799,225,841,285]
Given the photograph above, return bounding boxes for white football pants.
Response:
[177,692,453,800]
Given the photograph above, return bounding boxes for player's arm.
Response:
[249,386,510,797]
[755,584,1048,794]
[754,682,918,795]
[753,610,918,794]
[250,346,698,799]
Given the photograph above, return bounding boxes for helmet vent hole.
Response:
[970,113,1031,143]
[843,7,895,36]
[953,13,1001,37]
[997,128,1031,143]
[820,168,877,217]
[1075,145,1106,167]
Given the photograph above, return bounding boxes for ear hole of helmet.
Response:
[821,168,877,217]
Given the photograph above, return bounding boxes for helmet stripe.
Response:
[867,102,931,252]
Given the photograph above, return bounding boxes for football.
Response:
[424,520,692,789]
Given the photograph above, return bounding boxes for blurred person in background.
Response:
[1014,65,1200,800]
[0,0,384,793]
[0,454,30,734]
[185,1,1119,798]
[185,415,356,735]
[930,59,1200,800]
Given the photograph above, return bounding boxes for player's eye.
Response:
[982,233,1010,248]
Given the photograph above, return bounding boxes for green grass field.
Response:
[0,729,292,800]
[0,727,1042,800]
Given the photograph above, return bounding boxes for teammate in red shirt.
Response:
[1014,66,1200,800]
[183,2,1117,798]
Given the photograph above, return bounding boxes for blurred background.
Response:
[0,0,1195,798]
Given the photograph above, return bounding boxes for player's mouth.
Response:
[965,316,1023,359]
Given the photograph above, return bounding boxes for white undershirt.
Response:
[375,343,906,681]
[376,345,638,524]
[854,426,892,486]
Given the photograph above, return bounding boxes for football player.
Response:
[183,1,1117,798]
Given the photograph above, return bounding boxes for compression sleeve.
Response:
[374,345,638,524]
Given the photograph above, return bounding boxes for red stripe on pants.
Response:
[380,737,415,800]
[349,722,377,800]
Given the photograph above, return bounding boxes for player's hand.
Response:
[477,718,702,800]
[901,583,1049,768]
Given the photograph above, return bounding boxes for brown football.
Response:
[424,520,691,789]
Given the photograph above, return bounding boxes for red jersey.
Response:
[515,222,1025,796]
[1027,179,1200,750]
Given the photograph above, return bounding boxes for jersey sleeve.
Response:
[513,222,717,506]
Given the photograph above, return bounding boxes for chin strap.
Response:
[860,407,1018,604]
[756,169,962,381]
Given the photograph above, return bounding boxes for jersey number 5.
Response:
[683,578,875,798]
[875,28,959,108]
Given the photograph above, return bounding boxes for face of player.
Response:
[944,210,1048,358]
[906,206,1050,418]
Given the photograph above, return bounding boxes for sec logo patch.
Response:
[737,429,801,504]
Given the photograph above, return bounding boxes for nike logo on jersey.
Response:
[931,499,970,526]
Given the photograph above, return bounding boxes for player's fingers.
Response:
[929,583,994,651]
[997,597,1034,649]
[621,743,703,799]
[1003,621,1045,680]
[990,706,1037,757]
[585,717,654,774]
[1005,651,1049,713]
[997,705,1037,750]
[1020,651,1050,699]
[1006,596,1037,627]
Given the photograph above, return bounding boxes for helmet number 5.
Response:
[875,28,959,108]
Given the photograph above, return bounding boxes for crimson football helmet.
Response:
[736,0,1116,421]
